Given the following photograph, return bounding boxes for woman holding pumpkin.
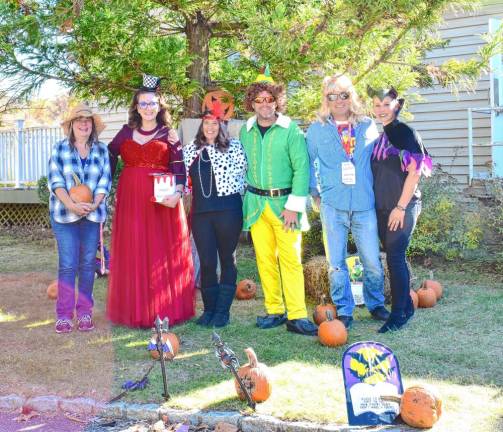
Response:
[107,74,195,328]
[48,103,112,333]
[369,87,432,332]
[183,100,247,327]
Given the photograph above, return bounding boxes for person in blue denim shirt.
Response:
[306,74,388,330]
[48,103,111,334]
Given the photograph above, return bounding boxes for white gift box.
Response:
[150,173,176,203]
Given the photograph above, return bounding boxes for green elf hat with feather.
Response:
[254,64,274,84]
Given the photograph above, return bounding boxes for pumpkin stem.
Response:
[325,310,334,321]
[71,172,81,186]
[244,347,258,368]
[380,395,401,404]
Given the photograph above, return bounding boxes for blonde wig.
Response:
[317,74,365,125]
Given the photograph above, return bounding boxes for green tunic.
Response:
[240,113,310,231]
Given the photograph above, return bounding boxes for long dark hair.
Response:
[127,90,172,129]
[194,120,230,152]
[68,119,98,149]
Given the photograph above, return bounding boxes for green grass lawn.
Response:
[1,232,503,431]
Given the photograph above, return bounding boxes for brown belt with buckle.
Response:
[247,185,292,197]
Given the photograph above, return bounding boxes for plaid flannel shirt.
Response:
[48,138,112,224]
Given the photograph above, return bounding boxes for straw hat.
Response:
[61,103,106,136]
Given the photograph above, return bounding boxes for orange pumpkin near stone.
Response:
[421,271,443,300]
[313,294,337,325]
[400,385,442,428]
[235,348,271,403]
[318,310,347,347]
[47,281,58,300]
[417,286,437,308]
[69,172,92,203]
[148,332,180,361]
[410,289,419,309]
[235,279,257,300]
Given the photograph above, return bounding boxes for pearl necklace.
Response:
[198,148,213,198]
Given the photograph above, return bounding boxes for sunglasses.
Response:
[253,96,276,104]
[137,101,159,109]
[326,92,350,101]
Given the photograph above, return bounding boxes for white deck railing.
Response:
[0,120,63,187]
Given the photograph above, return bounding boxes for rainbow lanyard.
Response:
[337,123,356,160]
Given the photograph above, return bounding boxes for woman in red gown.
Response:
[107,75,195,328]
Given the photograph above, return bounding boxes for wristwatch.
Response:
[395,204,406,211]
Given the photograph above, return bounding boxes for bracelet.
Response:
[395,204,406,211]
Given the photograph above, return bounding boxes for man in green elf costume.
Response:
[240,66,318,336]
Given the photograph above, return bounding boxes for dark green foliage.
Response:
[37,175,49,206]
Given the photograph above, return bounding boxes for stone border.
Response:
[0,395,413,432]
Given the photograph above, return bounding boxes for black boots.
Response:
[195,284,219,326]
[211,284,236,328]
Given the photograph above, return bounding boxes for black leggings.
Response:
[191,209,243,289]
[377,201,421,313]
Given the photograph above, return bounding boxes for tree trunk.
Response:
[184,11,211,117]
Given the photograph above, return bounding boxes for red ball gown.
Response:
[107,125,195,328]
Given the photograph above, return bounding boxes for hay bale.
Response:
[303,255,330,301]
[305,253,415,305]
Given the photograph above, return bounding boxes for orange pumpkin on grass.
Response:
[382,385,442,429]
[69,172,92,203]
[47,281,58,300]
[313,294,337,325]
[234,348,271,403]
[421,271,443,300]
[235,279,257,300]
[417,286,437,308]
[318,310,347,347]
[148,332,180,361]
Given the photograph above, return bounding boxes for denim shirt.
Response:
[306,116,379,212]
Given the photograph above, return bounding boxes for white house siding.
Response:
[408,1,503,185]
[93,106,128,143]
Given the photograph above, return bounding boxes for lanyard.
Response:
[337,123,355,161]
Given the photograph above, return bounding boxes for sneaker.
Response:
[286,318,318,336]
[55,319,73,333]
[256,313,287,329]
[77,315,94,332]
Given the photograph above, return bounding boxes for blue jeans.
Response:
[51,217,100,320]
[377,201,421,314]
[320,204,385,317]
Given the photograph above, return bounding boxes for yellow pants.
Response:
[250,203,307,320]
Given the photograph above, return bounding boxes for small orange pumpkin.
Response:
[149,332,180,361]
[47,281,58,300]
[202,90,235,120]
[421,271,442,300]
[313,294,337,325]
[235,279,257,300]
[69,172,92,203]
[417,287,437,308]
[410,289,418,309]
[400,385,442,428]
[318,310,347,347]
[235,348,271,403]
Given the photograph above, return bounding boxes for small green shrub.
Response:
[37,176,50,206]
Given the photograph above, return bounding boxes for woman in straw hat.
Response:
[48,103,112,333]
[107,74,195,328]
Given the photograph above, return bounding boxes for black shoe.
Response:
[195,311,214,326]
[256,313,287,329]
[370,306,390,321]
[211,284,236,328]
[337,315,353,329]
[377,312,411,333]
[196,285,219,327]
[286,318,318,336]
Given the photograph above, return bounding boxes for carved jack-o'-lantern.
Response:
[202,90,235,120]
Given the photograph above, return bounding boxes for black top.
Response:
[371,120,426,211]
[189,149,242,214]
[258,124,271,137]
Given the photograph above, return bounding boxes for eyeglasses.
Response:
[137,101,159,109]
[326,92,350,101]
[74,117,92,123]
[253,96,275,104]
